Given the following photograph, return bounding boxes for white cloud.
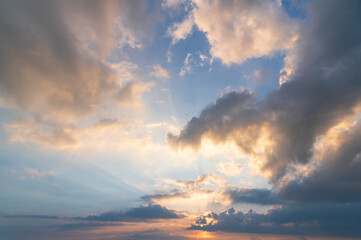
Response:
[6,119,82,150]
[146,173,233,213]
[108,61,140,84]
[162,0,187,9]
[188,0,298,65]
[217,161,243,177]
[150,65,171,79]
[116,81,154,107]
[166,50,173,63]
[179,53,193,77]
[167,14,194,45]
[199,53,211,66]
[25,168,56,179]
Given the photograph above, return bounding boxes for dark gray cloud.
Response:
[225,188,281,205]
[281,0,361,83]
[278,121,361,203]
[189,203,361,237]
[142,189,190,202]
[77,204,184,222]
[227,121,361,205]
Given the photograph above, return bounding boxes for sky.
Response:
[0,0,361,239]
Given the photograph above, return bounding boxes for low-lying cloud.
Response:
[189,203,361,237]
[77,204,184,222]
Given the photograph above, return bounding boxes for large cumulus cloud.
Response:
[168,0,298,65]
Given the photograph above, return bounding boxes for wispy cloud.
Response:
[179,53,193,77]
[149,65,171,79]
[24,168,56,179]
[217,161,243,177]
[5,214,58,219]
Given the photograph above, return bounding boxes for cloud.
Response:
[5,117,128,149]
[167,90,255,150]
[165,174,229,190]
[279,0,361,84]
[116,81,154,106]
[93,118,126,129]
[168,70,361,183]
[225,188,280,205]
[167,14,194,45]
[109,61,141,83]
[141,174,262,216]
[141,174,232,213]
[166,50,173,63]
[167,0,361,184]
[217,161,243,176]
[143,174,229,202]
[253,70,269,80]
[6,118,81,149]
[6,115,178,151]
[199,53,211,66]
[179,53,193,77]
[188,203,361,237]
[78,204,184,222]
[0,0,153,121]
[190,0,298,65]
[162,0,187,10]
[221,120,361,206]
[5,214,58,219]
[142,189,190,202]
[149,65,171,79]
[166,0,297,64]
[168,4,361,237]
[253,69,271,88]
[277,121,361,203]
[24,168,56,179]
